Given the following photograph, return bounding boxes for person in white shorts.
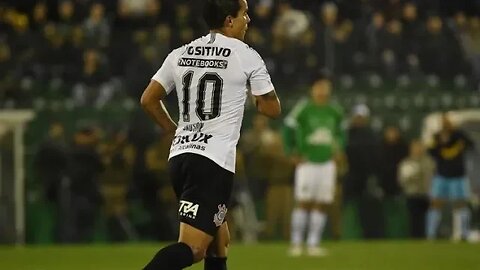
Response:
[283,75,344,257]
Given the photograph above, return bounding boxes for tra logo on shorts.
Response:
[179,200,199,219]
[213,204,227,227]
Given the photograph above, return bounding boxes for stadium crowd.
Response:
[1,0,480,108]
[0,0,479,243]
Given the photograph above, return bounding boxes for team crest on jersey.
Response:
[179,200,199,219]
[213,204,227,227]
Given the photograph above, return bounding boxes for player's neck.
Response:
[210,29,233,39]
[313,100,328,106]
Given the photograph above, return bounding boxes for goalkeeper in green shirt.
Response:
[283,75,345,257]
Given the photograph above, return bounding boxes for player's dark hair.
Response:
[312,70,332,85]
[203,0,241,29]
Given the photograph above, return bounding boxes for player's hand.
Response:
[163,123,177,138]
[291,155,304,165]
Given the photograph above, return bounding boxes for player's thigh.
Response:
[175,154,234,239]
[314,161,336,204]
[449,177,470,202]
[179,222,214,261]
[294,163,316,203]
[430,175,450,201]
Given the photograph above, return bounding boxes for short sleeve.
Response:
[284,98,307,128]
[242,47,274,96]
[152,51,176,94]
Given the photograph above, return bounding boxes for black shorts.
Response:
[169,153,234,236]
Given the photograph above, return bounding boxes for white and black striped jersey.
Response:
[152,32,274,172]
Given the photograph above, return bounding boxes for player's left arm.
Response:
[461,130,475,151]
[140,80,177,134]
[334,106,347,152]
[254,90,281,118]
[282,99,307,156]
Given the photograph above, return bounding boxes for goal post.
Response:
[0,110,35,245]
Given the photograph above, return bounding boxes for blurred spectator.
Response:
[30,1,49,31]
[449,11,469,34]
[378,125,408,238]
[0,37,31,108]
[401,2,422,73]
[117,0,161,29]
[262,131,294,240]
[177,27,194,47]
[60,126,103,243]
[271,28,314,89]
[402,2,420,42]
[0,5,9,37]
[127,110,157,225]
[378,125,408,197]
[0,42,16,108]
[272,1,309,41]
[34,121,69,206]
[283,76,345,256]
[344,104,384,239]
[82,2,110,48]
[241,115,276,201]
[63,26,86,81]
[98,127,137,242]
[39,23,71,80]
[314,2,338,73]
[171,3,198,46]
[334,20,357,75]
[426,113,475,241]
[144,132,177,240]
[419,15,458,78]
[228,150,261,243]
[125,45,161,98]
[382,19,404,77]
[364,11,386,72]
[72,49,112,107]
[398,139,435,238]
[11,12,34,66]
[150,23,172,60]
[0,42,12,80]
[121,23,172,88]
[57,0,77,37]
[252,0,274,31]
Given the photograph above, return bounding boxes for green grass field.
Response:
[1,241,479,270]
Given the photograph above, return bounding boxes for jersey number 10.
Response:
[182,71,223,122]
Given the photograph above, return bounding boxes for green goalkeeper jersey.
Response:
[283,99,345,163]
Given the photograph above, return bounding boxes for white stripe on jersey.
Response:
[152,33,274,173]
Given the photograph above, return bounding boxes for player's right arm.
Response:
[282,99,307,158]
[140,51,177,134]
[254,90,281,118]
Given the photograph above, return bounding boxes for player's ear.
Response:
[225,15,234,28]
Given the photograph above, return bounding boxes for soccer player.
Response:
[140,0,281,269]
[426,113,474,241]
[283,76,345,256]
